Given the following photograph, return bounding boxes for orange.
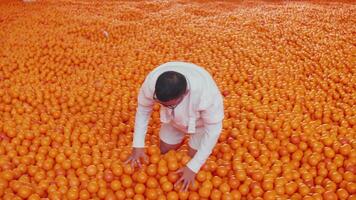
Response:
[146,164,157,176]
[219,182,231,193]
[212,176,222,188]
[133,194,145,200]
[178,191,189,200]
[147,146,160,156]
[87,180,99,194]
[189,180,199,191]
[145,188,158,200]
[336,188,349,199]
[210,189,222,200]
[339,144,351,156]
[198,187,211,198]
[251,185,263,197]
[235,170,247,181]
[167,172,179,183]
[188,192,200,200]
[115,190,126,200]
[221,192,234,200]
[123,164,134,175]
[228,178,240,189]
[121,175,133,188]
[231,190,242,200]
[86,165,97,176]
[150,154,160,164]
[157,165,169,176]
[134,183,145,194]
[28,194,41,200]
[323,190,338,200]
[167,191,179,200]
[196,170,207,182]
[110,180,121,191]
[136,171,148,184]
[111,163,123,177]
[161,181,173,192]
[216,166,228,177]
[239,183,249,196]
[105,192,117,200]
[146,177,159,188]
[167,161,179,171]
[263,190,276,200]
[67,187,80,199]
[125,188,135,198]
[17,186,33,199]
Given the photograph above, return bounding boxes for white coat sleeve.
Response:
[132,79,155,148]
[186,122,223,173]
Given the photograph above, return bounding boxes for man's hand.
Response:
[124,147,148,168]
[174,166,196,192]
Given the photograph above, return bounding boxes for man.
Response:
[125,61,224,191]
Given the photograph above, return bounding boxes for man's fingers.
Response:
[181,180,186,192]
[137,160,142,168]
[190,180,195,188]
[130,159,137,168]
[182,179,193,192]
[174,177,183,188]
[187,180,193,191]
[143,154,149,164]
[124,157,132,164]
[174,168,183,174]
[182,180,189,192]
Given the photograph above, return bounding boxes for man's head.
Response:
[154,71,187,108]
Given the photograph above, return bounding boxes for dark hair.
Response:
[155,71,187,102]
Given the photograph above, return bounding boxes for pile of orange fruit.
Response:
[0,0,355,199]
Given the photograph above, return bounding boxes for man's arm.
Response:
[125,78,155,168]
[187,93,224,173]
[186,122,222,173]
[132,77,155,148]
[132,104,152,147]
